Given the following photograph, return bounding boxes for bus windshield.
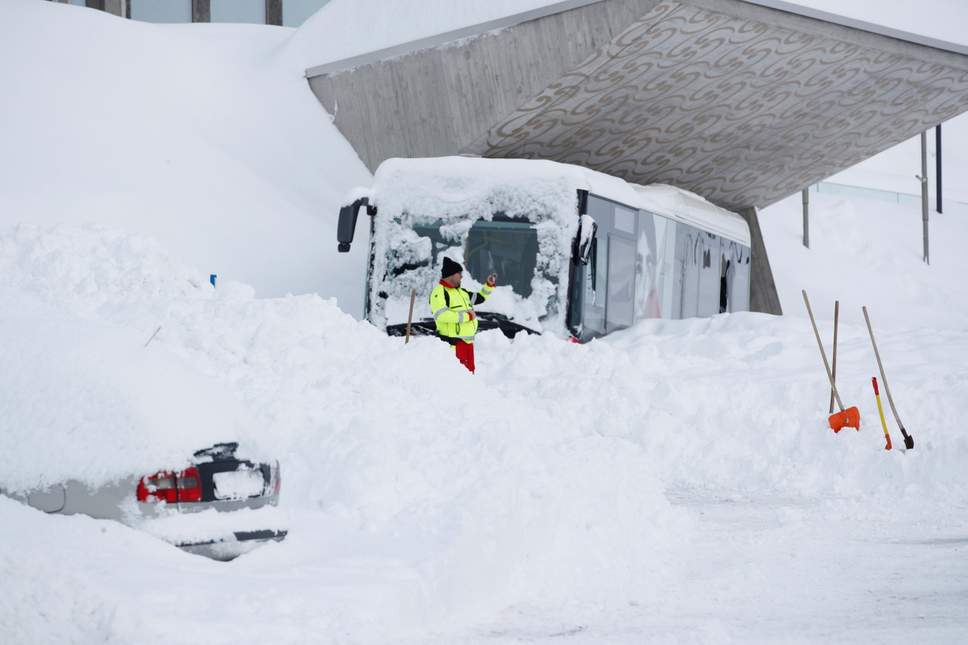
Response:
[409,218,539,297]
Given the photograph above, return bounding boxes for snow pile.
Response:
[0,499,121,644]
[139,506,287,545]
[0,0,372,311]
[0,222,691,638]
[2,218,968,643]
[0,223,211,314]
[479,315,968,501]
[2,0,968,641]
[0,293,266,493]
[760,191,968,329]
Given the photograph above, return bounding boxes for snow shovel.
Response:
[802,290,860,432]
[829,300,839,414]
[871,377,893,450]
[862,306,914,449]
[404,288,416,344]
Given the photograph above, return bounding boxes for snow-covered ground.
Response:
[3,0,968,643]
[3,205,968,643]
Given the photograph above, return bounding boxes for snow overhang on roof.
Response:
[369,156,752,246]
[306,0,968,211]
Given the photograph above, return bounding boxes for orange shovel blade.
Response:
[828,406,861,432]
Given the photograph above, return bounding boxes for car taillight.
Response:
[137,467,202,503]
[177,466,202,502]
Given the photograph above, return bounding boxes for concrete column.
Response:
[936,124,943,214]
[192,0,210,22]
[266,0,283,25]
[920,131,930,264]
[738,207,783,315]
[266,0,282,27]
[802,188,809,249]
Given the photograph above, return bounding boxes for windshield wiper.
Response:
[385,312,539,339]
[473,312,540,338]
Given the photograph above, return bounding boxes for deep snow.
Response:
[0,0,372,312]
[3,195,968,642]
[3,0,968,643]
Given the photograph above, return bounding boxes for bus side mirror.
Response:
[337,197,370,253]
[577,215,597,265]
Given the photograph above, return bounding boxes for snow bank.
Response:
[7,218,968,527]
[760,191,968,329]
[0,0,372,312]
[139,506,287,545]
[0,222,689,635]
[0,294,267,493]
[3,209,968,640]
[3,0,968,640]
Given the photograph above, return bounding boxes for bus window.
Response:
[697,233,722,318]
[464,219,538,297]
[606,235,636,332]
[582,232,608,336]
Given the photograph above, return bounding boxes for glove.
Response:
[466,311,475,321]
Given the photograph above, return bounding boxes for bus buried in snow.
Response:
[336,157,752,342]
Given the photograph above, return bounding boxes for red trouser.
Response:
[455,341,475,373]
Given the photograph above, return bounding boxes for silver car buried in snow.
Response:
[2,442,286,560]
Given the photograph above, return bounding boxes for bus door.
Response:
[579,197,638,337]
[605,205,637,333]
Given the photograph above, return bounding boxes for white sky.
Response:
[786,0,967,46]
[292,0,968,66]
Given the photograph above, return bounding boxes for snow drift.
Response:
[3,0,968,642]
[3,213,968,643]
[0,0,372,312]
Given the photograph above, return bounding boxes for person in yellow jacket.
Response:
[430,256,497,373]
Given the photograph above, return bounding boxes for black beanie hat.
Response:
[441,256,463,279]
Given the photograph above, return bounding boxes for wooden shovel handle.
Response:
[802,290,846,411]
[405,289,416,344]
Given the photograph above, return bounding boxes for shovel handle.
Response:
[829,301,839,414]
[862,306,906,430]
[404,288,416,344]
[803,290,846,411]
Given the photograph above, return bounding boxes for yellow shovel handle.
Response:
[872,377,892,450]
[875,395,890,439]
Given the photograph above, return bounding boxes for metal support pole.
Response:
[802,188,809,249]
[920,131,930,265]
[936,124,943,214]
[192,0,210,22]
[266,0,283,25]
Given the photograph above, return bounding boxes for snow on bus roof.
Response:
[366,156,751,246]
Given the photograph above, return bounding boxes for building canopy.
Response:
[307,0,968,211]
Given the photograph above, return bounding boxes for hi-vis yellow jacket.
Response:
[429,280,493,344]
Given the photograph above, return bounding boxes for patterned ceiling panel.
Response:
[465,1,968,209]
